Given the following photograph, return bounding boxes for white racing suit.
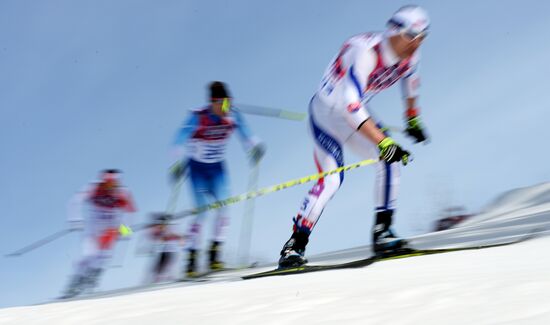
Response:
[293,32,421,235]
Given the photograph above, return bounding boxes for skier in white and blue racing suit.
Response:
[279,5,431,267]
[171,81,265,277]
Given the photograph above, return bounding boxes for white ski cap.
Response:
[387,5,430,38]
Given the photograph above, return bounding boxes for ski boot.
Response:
[84,268,103,292]
[278,231,309,268]
[60,274,86,299]
[372,210,408,256]
[209,241,224,271]
[185,249,198,278]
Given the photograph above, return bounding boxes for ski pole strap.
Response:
[169,158,379,221]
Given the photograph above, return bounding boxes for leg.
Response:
[279,106,345,267]
[61,236,96,298]
[295,143,344,234]
[208,163,230,270]
[184,162,210,276]
[186,162,210,250]
[346,126,405,254]
[87,228,118,290]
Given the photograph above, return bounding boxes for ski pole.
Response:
[235,103,405,133]
[143,157,379,225]
[166,173,186,214]
[235,103,306,121]
[380,126,404,133]
[5,228,75,257]
[238,160,261,267]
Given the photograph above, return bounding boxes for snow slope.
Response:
[3,182,550,324]
[1,234,550,325]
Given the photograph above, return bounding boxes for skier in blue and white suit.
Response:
[279,5,431,267]
[170,81,265,277]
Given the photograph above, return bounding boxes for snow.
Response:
[1,235,550,324]
[3,183,550,324]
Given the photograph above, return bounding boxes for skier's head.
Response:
[386,5,429,58]
[209,81,232,116]
[99,169,121,191]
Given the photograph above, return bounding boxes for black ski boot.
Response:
[278,231,309,268]
[372,210,407,256]
[85,268,103,292]
[59,267,102,299]
[60,274,86,299]
[186,249,198,278]
[209,241,224,271]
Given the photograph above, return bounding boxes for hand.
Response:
[378,137,410,165]
[405,115,428,143]
[169,161,187,183]
[119,224,133,237]
[249,143,266,165]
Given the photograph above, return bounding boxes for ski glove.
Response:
[169,160,187,183]
[119,224,133,237]
[405,108,428,143]
[249,143,266,165]
[378,137,410,166]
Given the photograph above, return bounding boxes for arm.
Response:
[117,188,136,237]
[336,45,389,144]
[66,185,91,230]
[172,112,199,161]
[335,44,377,131]
[233,108,261,152]
[357,118,386,144]
[233,108,266,163]
[401,56,428,143]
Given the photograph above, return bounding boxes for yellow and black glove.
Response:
[378,137,410,166]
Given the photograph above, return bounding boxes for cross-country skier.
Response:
[279,5,430,268]
[170,81,265,277]
[62,169,136,298]
[146,214,185,283]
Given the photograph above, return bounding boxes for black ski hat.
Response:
[209,81,231,100]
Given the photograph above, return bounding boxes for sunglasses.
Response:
[403,29,428,41]
[211,97,231,113]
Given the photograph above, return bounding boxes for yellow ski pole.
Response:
[168,158,379,221]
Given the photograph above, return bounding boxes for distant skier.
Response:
[146,214,185,283]
[170,81,265,277]
[279,5,431,268]
[62,169,136,298]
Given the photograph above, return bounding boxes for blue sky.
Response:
[1,0,550,308]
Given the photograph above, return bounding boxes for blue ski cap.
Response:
[387,5,430,39]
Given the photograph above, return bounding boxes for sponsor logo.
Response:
[347,102,361,113]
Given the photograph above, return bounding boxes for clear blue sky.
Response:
[2,0,550,308]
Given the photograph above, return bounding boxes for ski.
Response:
[178,267,243,282]
[242,234,536,280]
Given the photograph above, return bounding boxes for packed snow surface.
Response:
[1,235,550,325]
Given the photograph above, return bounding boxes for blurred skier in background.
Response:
[170,81,265,277]
[145,213,185,283]
[62,169,136,298]
[279,5,431,268]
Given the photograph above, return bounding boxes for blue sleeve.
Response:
[232,108,258,151]
[173,112,199,145]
